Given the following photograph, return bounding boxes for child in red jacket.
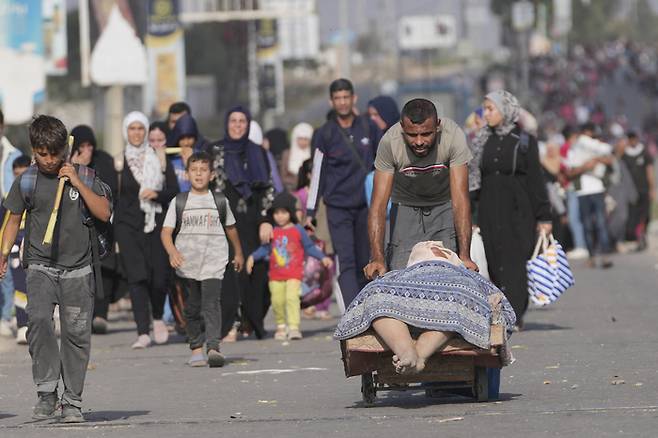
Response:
[247,192,332,340]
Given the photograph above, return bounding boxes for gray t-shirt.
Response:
[4,170,106,270]
[374,118,472,207]
[163,191,236,281]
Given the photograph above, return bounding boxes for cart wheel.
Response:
[473,366,489,402]
[361,373,376,405]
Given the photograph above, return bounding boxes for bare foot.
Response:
[392,349,418,375]
[415,358,426,373]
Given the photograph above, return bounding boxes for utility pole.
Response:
[247,20,260,116]
[338,0,351,78]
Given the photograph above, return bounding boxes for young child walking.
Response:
[247,192,332,340]
[0,115,112,422]
[161,151,244,367]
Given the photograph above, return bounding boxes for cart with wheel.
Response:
[340,320,507,405]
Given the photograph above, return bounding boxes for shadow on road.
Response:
[0,412,17,420]
[83,410,150,422]
[522,322,571,331]
[347,391,522,409]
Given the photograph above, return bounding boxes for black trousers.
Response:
[221,261,268,339]
[181,277,222,352]
[93,268,123,320]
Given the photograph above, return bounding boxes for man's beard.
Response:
[405,136,438,157]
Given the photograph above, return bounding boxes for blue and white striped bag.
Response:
[527,233,575,306]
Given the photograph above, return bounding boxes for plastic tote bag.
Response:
[470,227,490,280]
[527,232,575,306]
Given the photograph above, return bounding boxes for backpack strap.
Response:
[173,192,190,238]
[211,190,227,227]
[19,165,38,211]
[512,131,530,176]
[18,165,38,268]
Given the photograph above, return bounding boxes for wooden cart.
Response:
[340,323,506,405]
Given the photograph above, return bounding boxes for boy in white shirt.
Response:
[565,123,614,268]
[161,152,244,367]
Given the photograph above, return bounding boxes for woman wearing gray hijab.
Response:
[474,90,552,329]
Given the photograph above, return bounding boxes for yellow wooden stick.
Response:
[0,210,11,256]
[42,177,67,245]
[165,147,182,155]
[43,135,73,245]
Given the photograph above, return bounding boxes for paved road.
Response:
[1,241,657,437]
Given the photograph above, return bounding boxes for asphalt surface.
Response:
[1,242,657,437]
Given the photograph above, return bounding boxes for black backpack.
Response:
[173,190,228,239]
[19,164,113,297]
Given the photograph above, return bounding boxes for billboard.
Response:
[89,0,148,86]
[256,18,284,113]
[398,15,457,50]
[43,0,68,75]
[0,0,46,124]
[145,0,186,118]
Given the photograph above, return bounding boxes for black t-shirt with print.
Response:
[622,147,654,194]
[4,170,105,269]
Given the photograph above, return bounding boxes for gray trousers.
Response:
[387,202,457,271]
[26,265,94,408]
[181,277,222,352]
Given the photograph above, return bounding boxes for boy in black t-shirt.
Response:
[0,115,111,423]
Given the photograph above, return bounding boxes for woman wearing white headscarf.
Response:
[475,90,551,330]
[115,111,180,349]
[280,123,313,191]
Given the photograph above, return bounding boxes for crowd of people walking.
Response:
[0,67,654,421]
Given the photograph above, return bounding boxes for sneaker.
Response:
[207,349,226,368]
[16,326,27,345]
[60,404,84,423]
[0,320,12,337]
[131,334,152,349]
[152,319,169,344]
[274,325,287,341]
[187,352,207,367]
[566,247,589,260]
[32,391,58,419]
[92,317,108,335]
[288,328,303,340]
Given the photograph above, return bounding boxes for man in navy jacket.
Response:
[306,79,382,307]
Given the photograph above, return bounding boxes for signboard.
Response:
[512,0,535,32]
[256,18,284,113]
[398,15,457,50]
[145,0,186,118]
[0,0,46,124]
[260,0,319,61]
[552,0,572,37]
[43,0,68,75]
[89,0,148,86]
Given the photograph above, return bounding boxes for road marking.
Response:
[221,367,328,376]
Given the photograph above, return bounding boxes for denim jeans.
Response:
[26,265,94,407]
[0,268,14,321]
[567,191,587,250]
[578,193,611,255]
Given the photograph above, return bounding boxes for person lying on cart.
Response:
[335,241,516,374]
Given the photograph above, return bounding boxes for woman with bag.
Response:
[473,90,552,330]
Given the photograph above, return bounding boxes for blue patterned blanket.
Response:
[334,261,517,349]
